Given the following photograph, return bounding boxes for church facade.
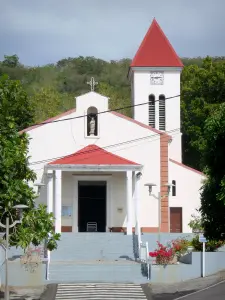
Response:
[23,19,204,235]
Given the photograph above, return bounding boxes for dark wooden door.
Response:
[170,207,182,233]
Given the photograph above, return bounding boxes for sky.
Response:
[0,0,224,66]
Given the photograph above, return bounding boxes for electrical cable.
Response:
[25,94,180,128]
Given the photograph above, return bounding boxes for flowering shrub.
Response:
[149,241,174,265]
[171,238,189,257]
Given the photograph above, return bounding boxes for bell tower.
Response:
[129,19,183,162]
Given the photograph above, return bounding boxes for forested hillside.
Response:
[1,54,225,171]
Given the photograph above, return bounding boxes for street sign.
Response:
[199,234,207,243]
[198,234,207,278]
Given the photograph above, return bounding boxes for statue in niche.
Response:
[89,116,96,136]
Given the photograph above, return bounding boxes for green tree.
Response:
[30,87,74,123]
[0,118,36,212]
[2,55,20,68]
[0,117,60,250]
[181,57,225,170]
[200,103,225,240]
[11,204,60,251]
[0,74,34,131]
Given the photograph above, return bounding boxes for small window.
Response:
[148,94,155,128]
[172,180,176,196]
[159,94,166,131]
[87,106,98,136]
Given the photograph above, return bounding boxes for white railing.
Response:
[139,242,150,280]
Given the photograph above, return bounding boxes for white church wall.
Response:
[26,92,162,230]
[169,160,205,233]
[76,91,109,115]
[111,173,127,227]
[61,172,73,227]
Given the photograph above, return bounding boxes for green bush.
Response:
[191,235,225,252]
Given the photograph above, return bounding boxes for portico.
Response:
[45,144,143,235]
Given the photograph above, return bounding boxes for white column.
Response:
[126,171,133,235]
[47,171,53,214]
[135,172,142,246]
[106,178,112,231]
[54,170,62,233]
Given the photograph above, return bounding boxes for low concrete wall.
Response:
[0,261,46,287]
[150,251,225,283]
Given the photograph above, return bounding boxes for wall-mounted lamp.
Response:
[34,182,45,196]
[144,183,157,195]
[144,182,175,242]
[144,182,175,196]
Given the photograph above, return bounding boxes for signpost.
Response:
[199,234,207,277]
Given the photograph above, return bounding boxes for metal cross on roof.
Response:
[87,77,98,91]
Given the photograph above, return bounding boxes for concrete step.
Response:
[49,261,148,284]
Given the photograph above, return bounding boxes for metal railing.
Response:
[139,242,150,280]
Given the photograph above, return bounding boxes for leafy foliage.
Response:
[200,103,225,240]
[190,235,225,252]
[181,57,225,170]
[0,76,60,251]
[188,210,204,232]
[0,118,36,214]
[171,237,189,257]
[0,74,34,131]
[2,55,20,68]
[10,204,61,251]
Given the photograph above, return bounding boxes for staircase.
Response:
[48,233,148,283]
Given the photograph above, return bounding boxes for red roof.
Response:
[131,19,183,68]
[49,144,139,165]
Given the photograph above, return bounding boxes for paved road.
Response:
[173,281,225,300]
[55,283,148,299]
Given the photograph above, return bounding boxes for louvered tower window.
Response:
[159,94,166,130]
[148,94,155,128]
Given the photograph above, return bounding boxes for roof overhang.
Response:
[46,164,143,172]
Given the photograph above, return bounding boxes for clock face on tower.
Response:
[150,72,164,85]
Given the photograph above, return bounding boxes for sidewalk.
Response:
[142,270,225,300]
[0,286,45,300]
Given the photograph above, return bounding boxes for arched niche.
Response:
[87,106,98,136]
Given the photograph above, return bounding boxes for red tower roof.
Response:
[49,144,139,165]
[130,19,183,68]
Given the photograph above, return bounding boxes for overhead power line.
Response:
[26,94,180,128]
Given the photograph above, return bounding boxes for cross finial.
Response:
[87,77,98,91]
